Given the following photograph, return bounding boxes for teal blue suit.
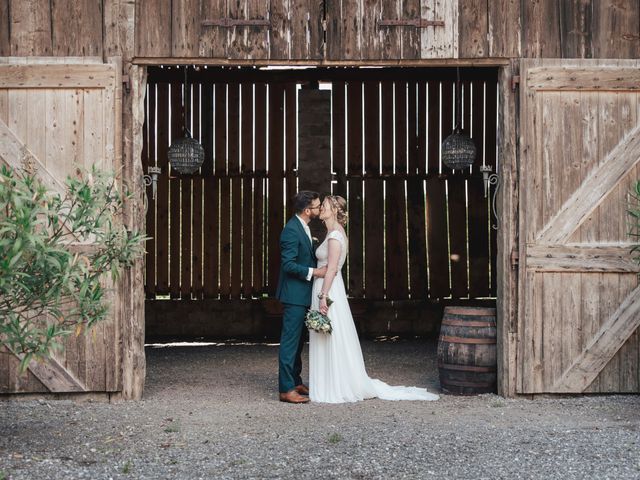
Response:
[276,216,317,393]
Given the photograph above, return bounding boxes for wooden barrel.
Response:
[437,306,497,395]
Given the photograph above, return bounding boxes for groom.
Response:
[276,191,326,403]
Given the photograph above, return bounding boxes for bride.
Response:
[309,195,439,403]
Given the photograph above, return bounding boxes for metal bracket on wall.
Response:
[378,19,445,28]
[202,18,271,28]
[511,75,520,92]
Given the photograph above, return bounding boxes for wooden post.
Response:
[496,60,519,398]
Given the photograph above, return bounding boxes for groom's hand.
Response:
[313,266,327,278]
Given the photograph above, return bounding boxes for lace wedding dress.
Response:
[309,230,439,403]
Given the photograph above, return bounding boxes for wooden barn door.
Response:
[0,58,123,394]
[517,59,640,394]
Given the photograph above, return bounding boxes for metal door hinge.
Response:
[511,75,520,92]
[122,74,130,94]
[511,249,519,269]
[202,18,270,28]
[378,19,445,28]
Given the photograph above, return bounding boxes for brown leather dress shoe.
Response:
[294,384,309,396]
[279,390,310,403]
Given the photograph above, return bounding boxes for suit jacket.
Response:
[276,216,317,307]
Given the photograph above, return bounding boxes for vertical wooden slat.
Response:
[241,83,254,297]
[191,84,204,299]
[447,176,468,299]
[135,0,172,57]
[228,83,242,298]
[217,83,231,298]
[199,0,228,57]
[253,83,267,295]
[285,83,297,218]
[402,0,421,59]
[0,0,10,56]
[227,0,269,59]
[169,84,183,299]
[426,80,452,299]
[51,0,102,56]
[332,81,347,198]
[386,82,408,300]
[485,80,498,297]
[407,81,427,298]
[468,80,490,298]
[203,83,219,298]
[522,0,561,58]
[458,0,489,58]
[268,84,285,295]
[155,83,170,295]
[171,0,200,56]
[9,0,53,56]
[426,81,438,173]
[347,81,364,297]
[144,83,156,298]
[180,170,192,298]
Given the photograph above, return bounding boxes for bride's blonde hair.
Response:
[325,195,348,226]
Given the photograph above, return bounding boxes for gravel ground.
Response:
[1,338,639,480]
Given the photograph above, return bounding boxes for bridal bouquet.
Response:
[305,297,334,334]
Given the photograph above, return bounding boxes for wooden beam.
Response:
[133,57,511,67]
[0,64,116,88]
[536,123,640,244]
[8,347,87,393]
[551,284,640,393]
[527,67,640,91]
[526,244,640,273]
[0,118,66,196]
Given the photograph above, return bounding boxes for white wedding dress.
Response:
[309,230,439,403]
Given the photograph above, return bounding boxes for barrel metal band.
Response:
[444,307,496,316]
[442,380,496,388]
[440,335,496,345]
[438,363,496,373]
[441,319,496,327]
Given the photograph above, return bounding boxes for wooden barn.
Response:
[1,1,639,400]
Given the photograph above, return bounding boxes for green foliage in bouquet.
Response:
[629,180,640,266]
[305,297,334,334]
[0,165,146,371]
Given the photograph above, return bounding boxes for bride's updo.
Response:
[326,195,348,226]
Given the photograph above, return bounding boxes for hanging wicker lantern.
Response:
[168,66,205,174]
[168,132,205,174]
[442,127,477,170]
[442,68,476,171]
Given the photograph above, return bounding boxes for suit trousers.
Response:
[279,303,307,393]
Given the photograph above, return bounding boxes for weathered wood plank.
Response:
[143,85,156,298]
[253,83,266,295]
[487,0,520,57]
[199,0,228,57]
[0,64,116,89]
[50,0,102,56]
[172,0,200,56]
[202,83,219,298]
[347,81,364,297]
[447,176,468,299]
[536,122,640,244]
[135,0,172,57]
[592,0,640,59]
[267,84,285,295]
[241,83,254,297]
[458,0,488,58]
[9,0,52,56]
[526,244,640,273]
[217,83,231,298]
[155,83,170,295]
[552,284,640,392]
[191,84,204,299]
[169,84,183,298]
[522,0,561,57]
[228,83,242,298]
[0,118,66,196]
[227,0,270,60]
[528,67,640,91]
[7,347,86,393]
[332,81,347,198]
[0,0,9,56]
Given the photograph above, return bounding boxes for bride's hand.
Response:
[319,297,328,315]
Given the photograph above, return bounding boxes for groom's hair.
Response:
[293,191,320,213]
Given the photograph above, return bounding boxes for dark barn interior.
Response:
[142,66,499,342]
